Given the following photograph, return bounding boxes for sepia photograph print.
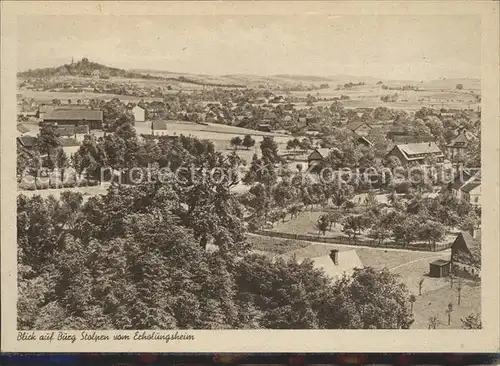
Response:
[1,0,499,353]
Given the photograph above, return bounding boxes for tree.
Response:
[316,215,330,235]
[286,138,301,151]
[260,137,280,163]
[54,149,69,182]
[230,136,243,151]
[461,312,482,329]
[323,267,414,329]
[37,124,61,156]
[418,278,424,296]
[341,214,368,242]
[417,219,446,250]
[242,135,255,150]
[52,98,61,106]
[428,315,440,329]
[393,216,418,248]
[409,294,416,313]
[446,302,453,326]
[456,83,464,90]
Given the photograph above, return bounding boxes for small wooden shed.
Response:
[429,259,451,278]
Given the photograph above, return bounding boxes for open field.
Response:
[292,86,480,111]
[412,280,480,329]
[19,89,165,104]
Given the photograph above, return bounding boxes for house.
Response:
[17,136,37,150]
[345,121,372,136]
[55,125,89,143]
[460,178,481,206]
[450,231,481,278]
[451,170,481,205]
[386,142,444,166]
[151,120,168,136]
[447,127,474,159]
[386,125,406,140]
[17,124,30,137]
[132,105,145,122]
[355,136,373,147]
[43,109,103,130]
[308,148,331,169]
[59,137,80,158]
[257,123,272,132]
[38,104,55,119]
[280,245,363,281]
[392,135,435,144]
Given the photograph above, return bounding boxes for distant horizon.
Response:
[17,15,481,81]
[18,58,480,83]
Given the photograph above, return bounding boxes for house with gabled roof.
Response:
[345,121,372,136]
[151,120,169,136]
[447,127,475,158]
[450,231,481,278]
[386,142,444,166]
[43,109,103,130]
[279,245,363,281]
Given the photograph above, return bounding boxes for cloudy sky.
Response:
[17,15,481,80]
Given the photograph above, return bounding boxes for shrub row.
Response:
[18,180,99,191]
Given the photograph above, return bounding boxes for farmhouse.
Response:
[56,125,89,142]
[345,121,372,136]
[451,170,481,205]
[460,179,481,206]
[355,136,373,147]
[151,120,168,136]
[17,124,30,137]
[257,123,272,132]
[391,135,435,144]
[447,127,474,158]
[17,136,37,151]
[386,142,444,166]
[450,231,481,278]
[59,137,80,158]
[308,148,331,170]
[43,109,104,130]
[132,105,145,122]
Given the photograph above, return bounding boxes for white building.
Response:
[132,105,145,122]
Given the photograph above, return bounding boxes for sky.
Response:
[17,15,481,80]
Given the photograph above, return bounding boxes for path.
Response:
[389,253,449,271]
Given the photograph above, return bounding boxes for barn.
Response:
[43,109,103,130]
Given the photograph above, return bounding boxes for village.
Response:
[16,64,482,330]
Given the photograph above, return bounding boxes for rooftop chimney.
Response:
[329,249,339,265]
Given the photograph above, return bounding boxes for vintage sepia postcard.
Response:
[1,0,499,353]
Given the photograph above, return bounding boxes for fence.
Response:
[252,229,453,252]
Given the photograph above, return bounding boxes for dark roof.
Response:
[59,137,80,147]
[17,124,30,133]
[451,231,481,267]
[447,133,469,147]
[56,126,75,136]
[75,125,90,134]
[356,136,373,146]
[460,180,481,193]
[151,120,168,130]
[44,109,103,122]
[346,121,371,132]
[17,136,37,148]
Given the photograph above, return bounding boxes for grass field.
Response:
[412,280,480,329]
